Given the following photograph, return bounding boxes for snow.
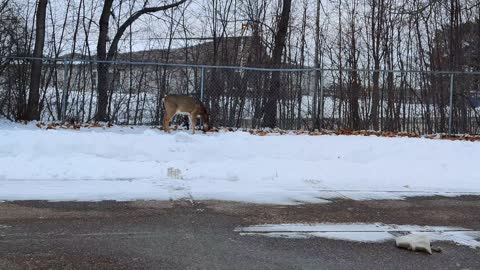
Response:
[1,121,480,204]
[235,223,480,248]
[396,234,433,254]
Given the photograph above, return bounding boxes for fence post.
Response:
[319,69,325,130]
[60,58,68,122]
[448,73,454,135]
[200,67,205,102]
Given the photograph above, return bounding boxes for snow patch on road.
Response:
[235,223,480,248]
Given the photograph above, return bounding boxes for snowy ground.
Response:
[1,120,480,204]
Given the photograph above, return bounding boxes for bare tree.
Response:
[346,0,361,130]
[25,0,48,120]
[263,0,291,128]
[369,0,386,130]
[95,0,188,122]
[313,0,322,130]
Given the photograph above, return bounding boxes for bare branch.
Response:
[107,0,188,60]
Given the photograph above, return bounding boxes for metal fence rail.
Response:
[1,56,479,135]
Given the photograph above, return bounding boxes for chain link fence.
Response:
[1,56,480,134]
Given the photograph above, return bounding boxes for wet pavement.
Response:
[1,197,479,269]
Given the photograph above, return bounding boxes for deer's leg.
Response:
[163,112,174,133]
[190,113,197,135]
[183,115,190,130]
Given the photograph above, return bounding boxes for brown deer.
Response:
[162,94,210,134]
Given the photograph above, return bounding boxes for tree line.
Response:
[0,0,479,133]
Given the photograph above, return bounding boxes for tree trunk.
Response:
[263,0,292,128]
[95,0,113,122]
[348,4,360,130]
[95,0,187,122]
[25,0,48,121]
[313,0,321,130]
[370,0,384,131]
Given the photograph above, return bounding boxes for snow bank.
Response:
[1,122,480,204]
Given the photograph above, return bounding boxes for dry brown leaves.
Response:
[437,134,480,142]
[32,122,480,142]
[248,130,268,136]
[35,122,112,130]
[240,128,480,142]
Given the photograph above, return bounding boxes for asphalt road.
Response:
[1,197,479,270]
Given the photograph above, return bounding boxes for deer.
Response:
[162,94,210,134]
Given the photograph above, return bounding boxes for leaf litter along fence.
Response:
[1,56,480,135]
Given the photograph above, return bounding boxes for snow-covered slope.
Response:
[1,121,480,204]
